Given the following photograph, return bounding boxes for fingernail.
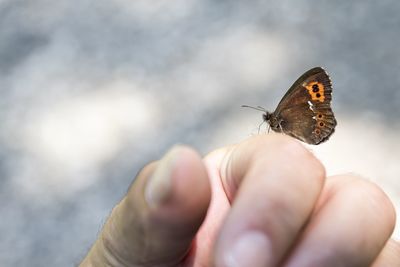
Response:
[224,231,272,267]
[145,146,179,208]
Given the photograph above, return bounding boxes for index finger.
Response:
[214,134,326,267]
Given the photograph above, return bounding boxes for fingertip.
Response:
[352,178,396,235]
[135,145,211,228]
[129,145,211,219]
[161,145,212,222]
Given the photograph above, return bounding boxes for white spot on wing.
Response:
[308,101,318,121]
[308,100,314,111]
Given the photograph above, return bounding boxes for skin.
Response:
[80,134,400,267]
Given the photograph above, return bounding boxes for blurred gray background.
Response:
[1,0,400,265]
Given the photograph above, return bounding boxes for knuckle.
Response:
[269,134,325,179]
[333,176,397,231]
[357,180,396,225]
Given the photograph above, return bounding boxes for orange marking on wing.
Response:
[304,81,325,102]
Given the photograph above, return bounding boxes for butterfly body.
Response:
[245,67,337,145]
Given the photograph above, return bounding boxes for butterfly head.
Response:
[263,112,281,132]
[242,105,282,132]
[262,112,272,122]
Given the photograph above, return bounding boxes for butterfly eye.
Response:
[315,129,321,134]
[316,93,321,98]
[319,122,324,127]
[312,84,319,92]
[317,114,323,119]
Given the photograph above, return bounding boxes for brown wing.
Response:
[274,67,337,145]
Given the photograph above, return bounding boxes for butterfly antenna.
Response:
[241,105,267,112]
[242,105,268,134]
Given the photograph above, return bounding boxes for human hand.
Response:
[80,134,399,267]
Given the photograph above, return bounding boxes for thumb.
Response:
[80,146,211,266]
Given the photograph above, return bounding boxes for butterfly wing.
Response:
[273,67,337,144]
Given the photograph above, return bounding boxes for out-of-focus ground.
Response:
[1,1,399,265]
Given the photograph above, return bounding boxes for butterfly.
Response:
[243,67,337,145]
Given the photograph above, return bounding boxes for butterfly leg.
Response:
[257,120,267,134]
[278,119,285,133]
[258,121,263,134]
